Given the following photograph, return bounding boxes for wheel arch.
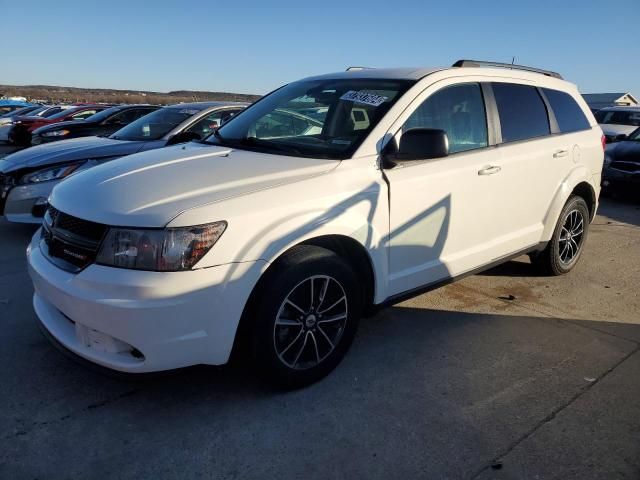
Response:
[542,167,598,241]
[571,181,597,221]
[230,234,379,362]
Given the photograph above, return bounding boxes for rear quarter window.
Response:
[542,88,590,133]
[492,83,550,143]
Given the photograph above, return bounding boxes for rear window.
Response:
[542,89,590,133]
[492,83,550,143]
[594,110,640,127]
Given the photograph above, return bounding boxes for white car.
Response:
[594,106,640,142]
[28,60,604,387]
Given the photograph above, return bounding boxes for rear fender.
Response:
[541,165,597,241]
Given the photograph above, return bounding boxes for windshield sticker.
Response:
[340,90,388,107]
[178,109,199,115]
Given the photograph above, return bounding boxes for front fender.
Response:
[541,165,597,241]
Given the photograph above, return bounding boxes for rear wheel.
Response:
[250,245,362,389]
[531,195,590,275]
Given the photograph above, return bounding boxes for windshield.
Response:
[1,106,38,118]
[595,110,640,127]
[40,106,66,117]
[110,107,196,141]
[23,106,47,116]
[82,106,123,122]
[627,128,640,141]
[47,107,87,120]
[207,79,413,159]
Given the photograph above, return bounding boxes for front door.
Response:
[384,82,506,297]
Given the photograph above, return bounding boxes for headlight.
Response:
[96,222,227,271]
[20,161,86,184]
[41,129,70,137]
[604,154,613,167]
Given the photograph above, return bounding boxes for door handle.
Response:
[553,149,569,158]
[478,165,502,176]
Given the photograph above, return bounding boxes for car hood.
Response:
[0,136,147,172]
[13,115,43,124]
[600,124,638,137]
[50,142,340,227]
[607,140,640,163]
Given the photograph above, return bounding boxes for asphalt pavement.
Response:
[0,197,638,479]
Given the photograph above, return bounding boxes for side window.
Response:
[72,109,98,120]
[542,88,590,133]
[492,83,550,142]
[106,108,154,125]
[185,110,242,139]
[403,83,488,154]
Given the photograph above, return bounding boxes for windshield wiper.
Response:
[241,137,304,156]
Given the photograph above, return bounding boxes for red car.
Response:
[9,105,110,146]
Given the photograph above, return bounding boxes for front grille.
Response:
[41,206,108,272]
[610,161,640,174]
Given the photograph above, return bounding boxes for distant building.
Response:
[582,92,638,111]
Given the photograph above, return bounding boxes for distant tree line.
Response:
[0,84,261,105]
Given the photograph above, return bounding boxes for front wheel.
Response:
[250,245,362,389]
[531,195,590,275]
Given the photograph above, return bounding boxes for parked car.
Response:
[8,105,109,146]
[602,126,640,196]
[0,102,245,223]
[0,105,43,124]
[0,99,34,116]
[28,105,76,118]
[594,106,640,143]
[31,104,161,145]
[0,106,74,142]
[26,60,603,387]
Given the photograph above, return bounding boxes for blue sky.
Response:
[3,0,637,96]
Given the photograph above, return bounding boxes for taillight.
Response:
[601,134,606,150]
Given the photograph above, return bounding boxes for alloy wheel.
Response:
[273,275,348,370]
[558,209,585,264]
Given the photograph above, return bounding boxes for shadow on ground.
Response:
[2,302,638,479]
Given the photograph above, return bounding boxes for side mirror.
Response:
[166,131,201,145]
[396,128,449,161]
[613,133,628,142]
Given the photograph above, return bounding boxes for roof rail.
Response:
[452,59,563,79]
[346,66,374,71]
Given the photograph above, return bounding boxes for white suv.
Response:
[27,60,604,387]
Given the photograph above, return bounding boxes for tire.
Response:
[531,195,590,276]
[11,126,31,147]
[250,245,362,389]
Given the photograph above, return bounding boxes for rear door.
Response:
[486,83,586,254]
[483,82,556,253]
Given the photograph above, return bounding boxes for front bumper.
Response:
[2,181,56,223]
[0,124,11,142]
[28,231,266,372]
[602,167,640,193]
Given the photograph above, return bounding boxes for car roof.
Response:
[301,66,575,87]
[303,67,443,82]
[165,101,249,110]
